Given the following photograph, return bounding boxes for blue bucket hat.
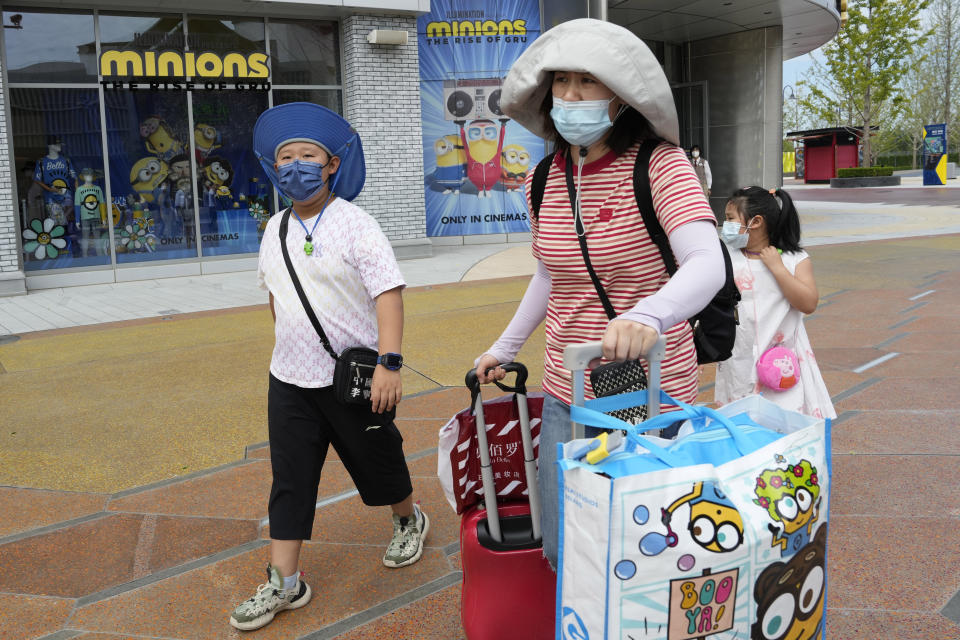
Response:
[253,102,365,202]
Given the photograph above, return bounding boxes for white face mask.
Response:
[550,96,618,148]
[692,150,700,158]
[719,220,749,249]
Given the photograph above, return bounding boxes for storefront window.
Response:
[98,13,185,54]
[188,17,266,55]
[273,89,341,114]
[104,90,196,263]
[11,88,108,270]
[3,11,343,276]
[192,91,273,257]
[268,20,339,86]
[2,10,96,83]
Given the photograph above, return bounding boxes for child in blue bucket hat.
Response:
[230,103,428,631]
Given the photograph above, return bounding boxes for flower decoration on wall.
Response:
[22,218,67,259]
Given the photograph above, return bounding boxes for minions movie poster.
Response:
[418,0,545,237]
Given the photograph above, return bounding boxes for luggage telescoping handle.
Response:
[464,363,541,545]
[562,336,668,440]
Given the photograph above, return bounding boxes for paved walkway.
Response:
[1,190,959,639]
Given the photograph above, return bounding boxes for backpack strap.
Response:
[529,153,554,221]
[632,138,678,275]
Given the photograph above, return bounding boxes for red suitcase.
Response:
[459,363,556,640]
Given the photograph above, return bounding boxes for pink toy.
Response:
[757,346,799,391]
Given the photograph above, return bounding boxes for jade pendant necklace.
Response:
[290,194,334,256]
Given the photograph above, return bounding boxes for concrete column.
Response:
[341,14,431,259]
[0,45,26,296]
[688,26,784,218]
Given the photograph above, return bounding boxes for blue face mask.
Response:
[276,159,327,203]
[719,220,749,249]
[550,96,617,148]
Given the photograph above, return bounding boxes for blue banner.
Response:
[418,0,545,237]
[922,123,947,186]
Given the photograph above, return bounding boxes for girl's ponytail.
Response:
[769,188,802,252]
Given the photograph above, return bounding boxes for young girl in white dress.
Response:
[714,186,836,419]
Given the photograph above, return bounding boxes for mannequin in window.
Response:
[20,163,45,224]
[33,136,77,226]
[74,168,106,257]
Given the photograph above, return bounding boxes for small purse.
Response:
[333,346,379,405]
[278,209,378,407]
[756,345,800,391]
[589,359,649,424]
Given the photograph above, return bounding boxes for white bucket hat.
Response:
[501,18,680,146]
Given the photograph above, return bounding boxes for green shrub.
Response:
[836,166,894,178]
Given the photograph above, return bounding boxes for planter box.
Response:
[829,176,902,188]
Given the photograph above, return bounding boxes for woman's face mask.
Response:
[276,159,327,203]
[550,96,618,148]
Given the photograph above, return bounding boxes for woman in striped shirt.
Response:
[474,19,726,568]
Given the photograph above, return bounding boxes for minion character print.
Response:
[753,460,821,557]
[431,134,467,195]
[500,144,531,192]
[459,118,506,198]
[644,481,744,556]
[129,156,169,203]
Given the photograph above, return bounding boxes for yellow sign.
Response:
[100,50,269,79]
[426,19,526,38]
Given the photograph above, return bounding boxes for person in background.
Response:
[690,144,712,199]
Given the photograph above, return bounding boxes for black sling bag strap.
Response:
[278,207,340,362]
[563,152,618,320]
[278,208,383,406]
[530,153,553,222]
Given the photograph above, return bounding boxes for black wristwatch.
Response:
[377,352,403,371]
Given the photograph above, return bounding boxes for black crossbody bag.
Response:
[563,154,649,425]
[278,208,380,407]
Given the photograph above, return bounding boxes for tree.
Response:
[891,49,940,167]
[798,0,931,166]
[927,0,960,152]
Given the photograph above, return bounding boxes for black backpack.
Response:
[529,139,741,364]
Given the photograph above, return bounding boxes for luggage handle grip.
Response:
[561,337,667,371]
[465,362,528,409]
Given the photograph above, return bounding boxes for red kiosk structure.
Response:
[786,127,875,183]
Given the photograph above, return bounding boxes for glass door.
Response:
[671,81,708,157]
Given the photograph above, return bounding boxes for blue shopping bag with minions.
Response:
[557,390,832,640]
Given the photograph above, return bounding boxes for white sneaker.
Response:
[229,564,311,631]
[383,504,430,568]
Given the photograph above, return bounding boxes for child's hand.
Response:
[758,246,784,271]
[371,367,402,414]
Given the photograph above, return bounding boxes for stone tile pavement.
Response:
[1,190,959,638]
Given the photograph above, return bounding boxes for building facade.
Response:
[0,0,840,295]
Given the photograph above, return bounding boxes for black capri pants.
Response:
[267,374,413,540]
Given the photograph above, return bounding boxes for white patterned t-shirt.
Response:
[257,198,406,388]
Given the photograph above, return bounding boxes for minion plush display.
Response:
[432,134,467,195]
[129,156,169,203]
[500,144,531,192]
[459,118,506,198]
[202,156,234,191]
[140,116,183,161]
[194,123,222,161]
